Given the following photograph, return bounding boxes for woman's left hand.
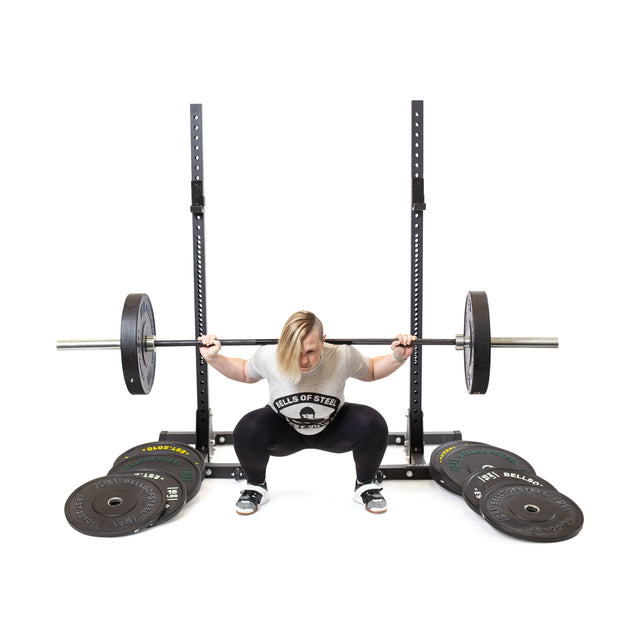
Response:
[391,334,416,361]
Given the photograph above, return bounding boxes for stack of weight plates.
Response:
[430,440,583,542]
[64,441,205,537]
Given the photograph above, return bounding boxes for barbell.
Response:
[56,292,558,395]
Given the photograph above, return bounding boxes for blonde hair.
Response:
[276,311,324,383]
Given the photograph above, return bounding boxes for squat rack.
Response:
[159,101,461,480]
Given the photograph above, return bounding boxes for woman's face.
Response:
[298,331,325,373]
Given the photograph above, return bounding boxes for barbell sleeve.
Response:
[56,340,122,350]
[487,337,559,348]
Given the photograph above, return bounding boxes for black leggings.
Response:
[233,402,388,485]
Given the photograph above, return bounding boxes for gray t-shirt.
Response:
[246,343,371,435]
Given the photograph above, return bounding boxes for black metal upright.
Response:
[189,104,212,455]
[377,101,460,481]
[408,100,426,459]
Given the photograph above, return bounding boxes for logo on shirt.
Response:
[274,393,340,433]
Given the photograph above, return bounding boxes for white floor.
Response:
[28,397,630,639]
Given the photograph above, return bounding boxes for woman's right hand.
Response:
[198,334,221,360]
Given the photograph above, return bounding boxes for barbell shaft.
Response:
[56,336,559,351]
[157,338,458,347]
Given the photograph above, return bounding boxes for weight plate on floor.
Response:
[64,474,165,537]
[113,440,206,470]
[429,440,484,488]
[438,442,536,495]
[109,453,203,502]
[121,293,156,395]
[464,291,491,394]
[128,469,187,524]
[463,467,556,514]
[480,484,583,542]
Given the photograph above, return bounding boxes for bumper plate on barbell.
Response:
[464,291,491,394]
[121,293,157,394]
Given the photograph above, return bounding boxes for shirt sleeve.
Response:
[245,347,266,381]
[345,346,371,380]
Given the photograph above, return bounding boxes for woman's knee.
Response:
[233,407,273,446]
[347,403,388,440]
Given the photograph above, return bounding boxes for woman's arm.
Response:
[359,334,416,382]
[198,335,259,383]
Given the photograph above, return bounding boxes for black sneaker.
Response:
[353,482,387,514]
[236,483,269,515]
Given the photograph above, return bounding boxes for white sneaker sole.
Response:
[365,504,387,514]
[236,491,269,515]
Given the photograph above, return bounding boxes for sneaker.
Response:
[236,483,269,515]
[353,482,387,514]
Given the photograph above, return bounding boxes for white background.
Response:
[2,1,638,637]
